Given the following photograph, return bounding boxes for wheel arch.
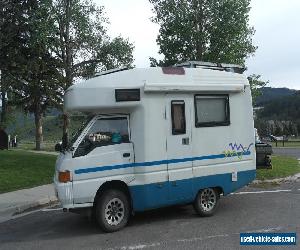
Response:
[93,180,132,208]
[214,186,224,195]
[194,186,224,200]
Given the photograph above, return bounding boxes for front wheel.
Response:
[95,189,130,232]
[193,188,220,217]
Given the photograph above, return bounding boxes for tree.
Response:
[256,91,300,136]
[149,0,256,66]
[51,0,134,139]
[0,0,28,128]
[254,118,270,137]
[9,0,63,150]
[247,74,268,104]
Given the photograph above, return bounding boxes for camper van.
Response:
[54,62,256,232]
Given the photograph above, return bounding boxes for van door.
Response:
[71,115,135,204]
[166,94,193,201]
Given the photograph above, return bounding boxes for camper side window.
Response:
[194,95,230,127]
[171,101,186,135]
[74,117,129,157]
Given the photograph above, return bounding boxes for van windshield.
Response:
[73,116,130,157]
[84,117,129,145]
[67,115,93,149]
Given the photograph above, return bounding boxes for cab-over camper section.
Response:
[55,63,256,232]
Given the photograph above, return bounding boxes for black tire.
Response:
[193,188,220,217]
[95,189,130,232]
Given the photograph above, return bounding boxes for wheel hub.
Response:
[104,198,125,226]
[200,188,217,212]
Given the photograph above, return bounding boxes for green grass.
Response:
[256,155,300,180]
[18,141,56,152]
[0,150,57,193]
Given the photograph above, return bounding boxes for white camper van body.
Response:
[54,66,256,213]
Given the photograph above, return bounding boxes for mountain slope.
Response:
[255,87,297,106]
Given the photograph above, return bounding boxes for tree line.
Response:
[255,91,300,137]
[1,0,262,150]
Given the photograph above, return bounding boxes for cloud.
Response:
[246,0,300,89]
[99,0,162,67]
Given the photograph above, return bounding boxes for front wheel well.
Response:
[94,180,132,207]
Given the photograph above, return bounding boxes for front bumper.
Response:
[54,179,94,209]
[54,179,74,208]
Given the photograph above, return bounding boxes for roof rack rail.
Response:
[174,61,245,74]
[95,66,128,77]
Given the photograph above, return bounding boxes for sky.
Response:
[98,0,300,90]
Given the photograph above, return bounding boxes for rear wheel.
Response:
[193,188,219,217]
[95,189,130,232]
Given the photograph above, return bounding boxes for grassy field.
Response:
[256,155,300,180]
[0,150,56,193]
[18,141,56,152]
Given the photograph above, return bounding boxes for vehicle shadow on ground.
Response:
[129,205,197,227]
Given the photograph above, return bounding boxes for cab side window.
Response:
[74,117,129,157]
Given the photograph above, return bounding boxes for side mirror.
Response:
[55,142,62,152]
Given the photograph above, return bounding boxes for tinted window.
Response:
[115,89,140,102]
[195,95,230,127]
[171,101,186,135]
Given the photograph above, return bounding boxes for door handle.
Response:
[182,138,189,145]
[123,152,130,158]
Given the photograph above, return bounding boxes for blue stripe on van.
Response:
[74,151,251,174]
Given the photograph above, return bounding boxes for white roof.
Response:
[64,67,248,112]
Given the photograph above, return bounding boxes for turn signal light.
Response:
[58,171,71,183]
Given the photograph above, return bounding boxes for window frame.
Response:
[171,100,186,135]
[115,89,140,102]
[194,94,230,128]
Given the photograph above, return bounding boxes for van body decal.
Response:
[223,143,254,160]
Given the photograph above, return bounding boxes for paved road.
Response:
[272,147,300,159]
[0,182,299,250]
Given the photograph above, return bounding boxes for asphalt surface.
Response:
[0,181,299,250]
[272,147,300,159]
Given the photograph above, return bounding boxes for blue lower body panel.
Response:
[129,169,256,212]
